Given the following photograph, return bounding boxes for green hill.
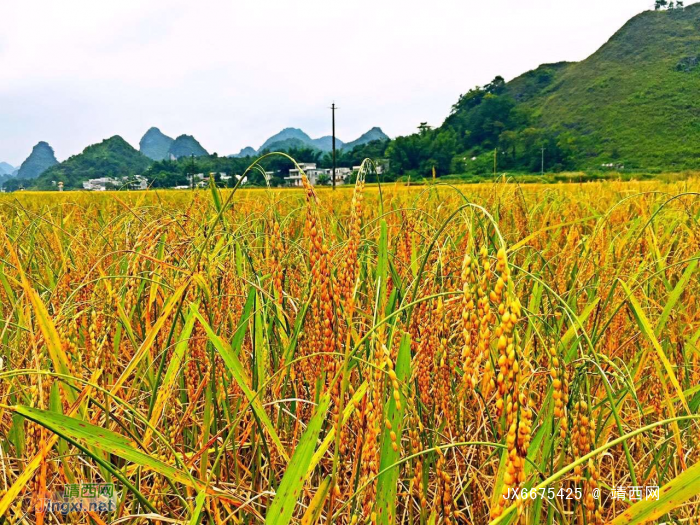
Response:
[36,136,151,189]
[435,3,700,173]
[506,3,700,169]
[386,3,700,177]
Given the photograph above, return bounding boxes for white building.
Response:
[175,173,235,189]
[335,167,353,182]
[186,173,206,188]
[353,164,385,175]
[135,176,148,190]
[83,177,120,191]
[285,163,320,186]
[285,163,353,187]
[82,175,148,191]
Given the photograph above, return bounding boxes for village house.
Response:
[183,172,240,189]
[353,163,385,175]
[83,175,148,191]
[284,163,353,187]
[82,177,119,191]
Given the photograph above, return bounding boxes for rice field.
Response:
[1,167,699,524]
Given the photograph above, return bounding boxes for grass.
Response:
[0,166,699,524]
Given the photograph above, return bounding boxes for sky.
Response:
[0,0,658,166]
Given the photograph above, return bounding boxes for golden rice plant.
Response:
[0,164,699,525]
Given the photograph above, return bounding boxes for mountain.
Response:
[168,134,209,158]
[263,138,316,152]
[139,127,174,161]
[442,3,700,170]
[258,128,314,152]
[16,142,58,180]
[313,136,345,152]
[341,127,389,151]
[0,163,19,189]
[256,127,385,153]
[35,136,151,189]
[140,129,208,160]
[231,146,257,158]
[0,162,14,175]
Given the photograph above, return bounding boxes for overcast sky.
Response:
[0,0,657,166]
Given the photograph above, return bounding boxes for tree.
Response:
[418,122,432,135]
[386,134,425,176]
[655,0,668,9]
[425,129,458,175]
[499,130,519,161]
[2,178,31,192]
[484,76,506,95]
[316,173,331,185]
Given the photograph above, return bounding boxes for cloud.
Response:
[0,0,651,165]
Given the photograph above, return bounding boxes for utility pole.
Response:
[541,147,545,175]
[493,148,497,178]
[331,103,337,190]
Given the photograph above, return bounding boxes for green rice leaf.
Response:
[265,394,331,525]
